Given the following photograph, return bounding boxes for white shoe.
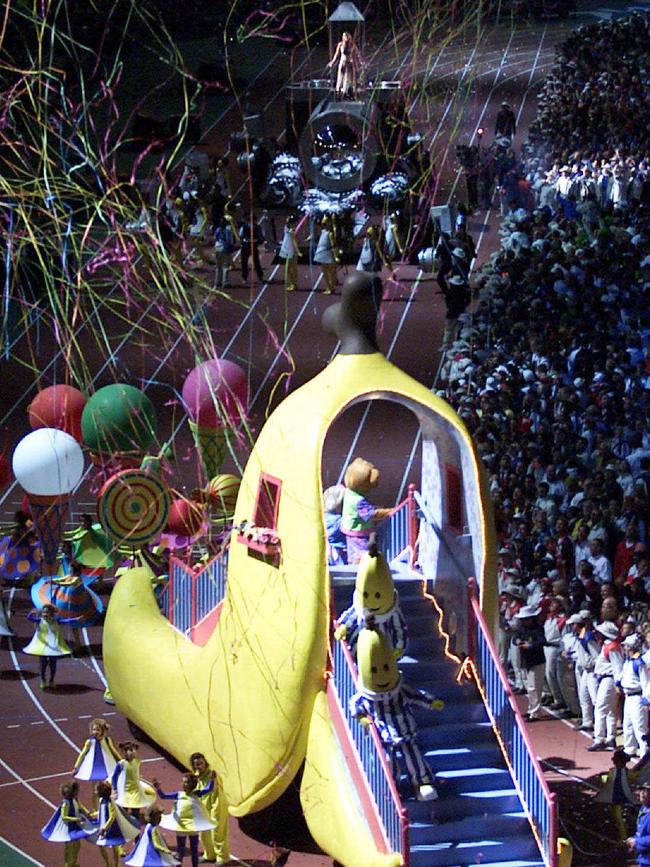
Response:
[417,784,438,802]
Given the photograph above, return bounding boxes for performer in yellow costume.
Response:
[110,742,156,815]
[23,603,71,689]
[73,718,122,782]
[190,752,230,865]
[154,772,215,867]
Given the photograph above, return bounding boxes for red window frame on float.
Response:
[445,464,463,534]
[237,472,283,559]
[253,472,282,529]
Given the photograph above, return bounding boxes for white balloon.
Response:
[12,428,84,496]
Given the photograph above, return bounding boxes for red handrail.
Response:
[338,639,410,861]
[466,578,557,867]
[407,483,418,566]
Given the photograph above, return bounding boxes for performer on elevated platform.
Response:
[327,31,362,99]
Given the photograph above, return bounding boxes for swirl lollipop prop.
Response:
[98,469,171,550]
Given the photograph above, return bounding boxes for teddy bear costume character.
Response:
[335,544,407,657]
[350,626,444,801]
[340,458,392,564]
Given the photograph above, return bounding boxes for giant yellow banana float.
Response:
[104,272,496,867]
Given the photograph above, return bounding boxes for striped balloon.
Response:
[206,474,240,516]
[31,576,103,626]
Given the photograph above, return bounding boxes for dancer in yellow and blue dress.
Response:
[111,741,156,818]
[73,718,122,782]
[92,780,141,866]
[41,780,95,867]
[190,752,230,866]
[124,807,180,866]
[153,771,215,867]
[23,603,71,689]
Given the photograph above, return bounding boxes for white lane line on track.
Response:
[0,835,44,866]
[0,755,56,808]
[0,755,165,789]
[6,590,78,752]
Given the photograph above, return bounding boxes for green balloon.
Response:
[81,384,157,454]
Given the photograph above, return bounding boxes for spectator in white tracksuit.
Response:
[617,633,650,758]
[574,613,600,730]
[587,621,623,751]
[543,598,568,710]
[563,611,598,730]
[498,584,524,687]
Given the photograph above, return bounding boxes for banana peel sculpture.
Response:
[104,273,496,867]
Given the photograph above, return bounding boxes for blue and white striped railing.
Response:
[467,579,557,867]
[332,638,410,863]
[377,483,418,566]
[159,554,228,633]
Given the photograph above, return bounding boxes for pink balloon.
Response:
[181,359,248,429]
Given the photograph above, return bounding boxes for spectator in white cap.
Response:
[563,611,598,731]
[512,604,546,721]
[543,596,569,714]
[588,621,623,751]
[617,633,650,758]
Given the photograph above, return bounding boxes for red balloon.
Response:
[0,454,10,489]
[166,498,204,538]
[29,385,87,442]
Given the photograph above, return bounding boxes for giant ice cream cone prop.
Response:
[188,421,227,481]
[182,357,248,483]
[28,493,70,574]
[12,428,84,576]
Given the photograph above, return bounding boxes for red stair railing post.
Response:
[400,807,410,866]
[407,483,417,566]
[549,792,558,867]
[467,576,477,661]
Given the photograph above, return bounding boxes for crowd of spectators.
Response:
[439,13,650,742]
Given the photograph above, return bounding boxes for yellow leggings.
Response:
[321,263,337,293]
[200,794,230,863]
[284,258,297,291]
[63,840,80,867]
[98,845,120,866]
